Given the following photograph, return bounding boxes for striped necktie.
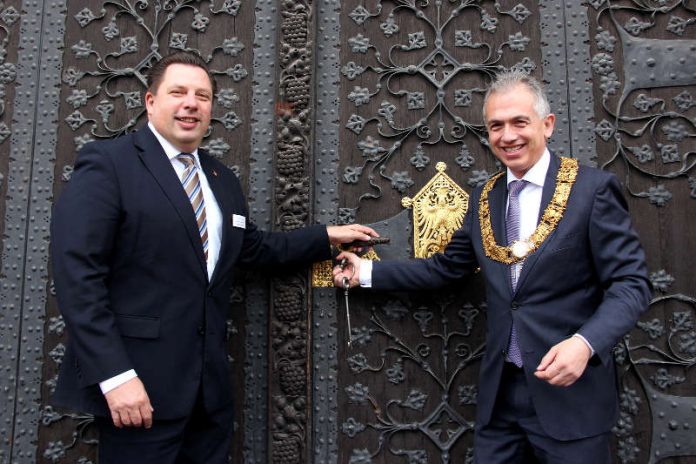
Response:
[177,153,208,259]
[506,179,527,367]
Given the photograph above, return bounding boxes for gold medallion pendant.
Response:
[479,157,579,265]
[510,240,533,259]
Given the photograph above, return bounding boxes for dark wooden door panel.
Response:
[324,1,696,463]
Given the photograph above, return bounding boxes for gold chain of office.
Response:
[479,157,579,265]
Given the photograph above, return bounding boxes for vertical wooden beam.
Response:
[312,0,343,461]
[540,0,596,165]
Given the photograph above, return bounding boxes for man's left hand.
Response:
[534,337,592,387]
[327,224,378,246]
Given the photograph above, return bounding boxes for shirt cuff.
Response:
[99,369,138,394]
[573,333,595,356]
[359,259,373,288]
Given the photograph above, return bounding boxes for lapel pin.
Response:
[212,170,218,177]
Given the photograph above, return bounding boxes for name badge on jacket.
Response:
[232,214,246,229]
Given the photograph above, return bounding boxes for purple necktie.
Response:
[506,180,527,367]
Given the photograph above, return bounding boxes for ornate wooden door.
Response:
[308,2,696,464]
[0,1,694,463]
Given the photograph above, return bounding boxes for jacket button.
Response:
[511,302,519,310]
[198,326,205,335]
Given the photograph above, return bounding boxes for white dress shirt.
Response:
[507,150,548,285]
[99,124,224,394]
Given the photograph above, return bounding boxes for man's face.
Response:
[484,84,555,178]
[145,63,213,154]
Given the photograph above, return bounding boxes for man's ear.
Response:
[543,112,556,139]
[144,91,155,115]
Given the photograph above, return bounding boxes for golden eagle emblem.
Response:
[403,162,469,258]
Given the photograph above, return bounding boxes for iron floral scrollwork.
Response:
[612,282,696,462]
[40,406,97,463]
[592,1,696,208]
[341,293,485,463]
[340,1,538,216]
[61,0,247,154]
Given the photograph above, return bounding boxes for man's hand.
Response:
[104,377,154,428]
[332,251,362,288]
[326,224,377,246]
[534,337,592,387]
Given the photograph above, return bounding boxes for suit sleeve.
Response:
[577,174,651,363]
[238,221,332,267]
[51,144,134,387]
[372,206,478,290]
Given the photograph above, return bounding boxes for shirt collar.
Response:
[148,122,200,164]
[506,149,550,189]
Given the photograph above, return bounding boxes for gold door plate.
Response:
[402,162,469,258]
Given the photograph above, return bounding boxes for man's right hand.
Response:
[333,251,362,288]
[104,377,154,428]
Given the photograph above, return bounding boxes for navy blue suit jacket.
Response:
[51,126,331,419]
[372,155,650,440]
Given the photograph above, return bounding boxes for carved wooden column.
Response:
[269,1,316,463]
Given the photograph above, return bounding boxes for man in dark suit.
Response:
[334,71,650,463]
[51,51,376,463]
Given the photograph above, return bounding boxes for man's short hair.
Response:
[146,51,217,94]
[483,70,551,120]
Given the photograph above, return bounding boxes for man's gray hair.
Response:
[483,70,551,120]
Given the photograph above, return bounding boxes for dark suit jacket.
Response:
[372,155,650,440]
[51,126,331,419]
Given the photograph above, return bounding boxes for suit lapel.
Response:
[489,175,507,248]
[515,155,562,292]
[133,127,208,275]
[487,173,511,291]
[537,155,560,224]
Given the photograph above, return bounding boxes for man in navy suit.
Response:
[51,51,376,463]
[334,71,650,463]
